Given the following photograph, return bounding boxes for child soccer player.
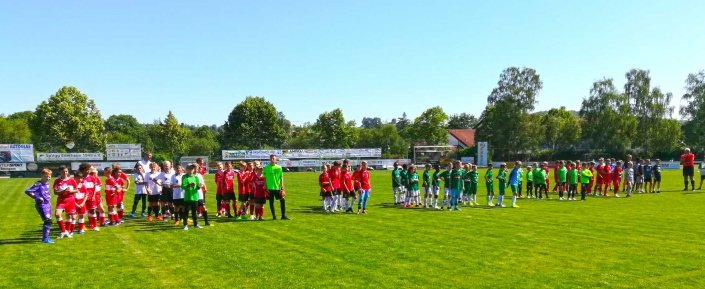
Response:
[214,162,225,217]
[644,159,654,193]
[353,164,362,207]
[552,160,560,193]
[54,165,77,238]
[496,163,507,207]
[252,166,267,220]
[113,164,130,223]
[181,165,202,230]
[567,162,578,201]
[517,164,524,199]
[653,159,662,193]
[406,165,421,208]
[236,162,250,220]
[462,164,472,205]
[247,162,257,219]
[439,163,452,209]
[156,161,175,221]
[130,164,148,218]
[508,161,521,208]
[329,161,343,211]
[612,161,623,198]
[543,162,551,197]
[485,163,495,206]
[342,163,356,213]
[448,161,463,210]
[431,165,441,209]
[73,172,88,234]
[400,164,409,207]
[423,164,432,208]
[108,168,127,226]
[603,159,613,196]
[195,164,211,226]
[635,159,645,194]
[580,165,593,201]
[533,164,547,199]
[25,168,54,243]
[468,165,479,206]
[625,162,635,198]
[319,164,333,212]
[171,165,185,226]
[357,161,372,214]
[145,163,161,221]
[526,166,534,199]
[594,158,606,196]
[558,161,568,200]
[587,161,596,196]
[222,162,236,218]
[391,163,402,205]
[91,167,107,227]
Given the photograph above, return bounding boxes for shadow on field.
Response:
[0,229,43,245]
[290,205,332,215]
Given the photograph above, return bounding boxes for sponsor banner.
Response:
[36,153,104,162]
[180,156,209,167]
[477,142,488,167]
[661,161,680,170]
[0,163,27,171]
[222,148,382,160]
[106,144,142,161]
[70,162,135,171]
[281,149,320,158]
[0,144,34,163]
[301,160,316,167]
[461,157,475,164]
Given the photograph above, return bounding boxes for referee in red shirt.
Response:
[681,148,696,191]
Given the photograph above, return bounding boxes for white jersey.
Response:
[197,174,205,200]
[133,173,148,195]
[145,172,161,195]
[700,162,705,176]
[138,159,152,173]
[156,170,175,187]
[171,174,184,199]
[625,168,634,183]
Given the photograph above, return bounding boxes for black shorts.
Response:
[333,189,342,196]
[216,194,223,204]
[254,197,266,205]
[148,195,160,202]
[173,198,184,207]
[198,199,205,207]
[343,192,356,198]
[238,194,249,202]
[683,166,694,177]
[644,177,652,182]
[267,189,284,200]
[223,193,236,201]
[321,191,332,197]
[161,188,173,202]
[655,175,662,182]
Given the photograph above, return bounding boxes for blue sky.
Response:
[1,0,703,126]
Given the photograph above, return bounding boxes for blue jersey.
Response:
[508,168,519,186]
[644,165,652,178]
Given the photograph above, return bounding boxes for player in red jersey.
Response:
[319,164,333,211]
[542,162,551,197]
[575,160,582,184]
[80,165,101,230]
[552,161,560,193]
[53,165,78,238]
[112,163,130,222]
[247,162,258,219]
[593,158,605,196]
[603,159,613,197]
[195,158,207,217]
[105,168,125,226]
[236,162,249,220]
[222,161,236,218]
[341,162,356,213]
[612,161,623,197]
[214,162,225,217]
[250,166,267,220]
[356,161,372,214]
[352,164,362,193]
[328,161,342,212]
[73,172,89,235]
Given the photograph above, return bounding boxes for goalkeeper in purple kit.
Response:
[24,168,55,244]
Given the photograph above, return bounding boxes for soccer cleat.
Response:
[455,207,462,211]
[511,204,520,208]
[487,203,494,207]
[129,213,136,218]
[147,216,153,222]
[250,215,256,220]
[42,238,55,244]
[141,212,146,217]
[120,219,124,224]
[78,230,85,235]
[281,216,291,220]
[101,221,109,227]
[93,227,100,232]
[198,213,202,218]
[205,223,213,227]
[58,232,66,239]
[559,197,564,201]
[195,224,204,229]
[183,225,189,231]
[174,220,180,226]
[66,232,73,238]
[614,194,620,198]
[156,216,163,221]
[362,210,367,214]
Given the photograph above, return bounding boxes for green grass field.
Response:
[1,170,704,288]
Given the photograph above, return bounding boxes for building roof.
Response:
[448,129,475,147]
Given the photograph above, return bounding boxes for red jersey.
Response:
[80,175,98,199]
[553,165,559,181]
[53,178,77,202]
[681,153,695,167]
[604,165,613,181]
[575,166,582,182]
[75,179,87,202]
[588,167,596,182]
[352,171,361,189]
[214,171,224,194]
[199,165,206,175]
[223,171,235,193]
[237,171,247,195]
[119,172,129,181]
[94,176,102,193]
[319,172,332,192]
[247,171,256,194]
[543,167,550,181]
[342,170,353,193]
[612,166,622,182]
[596,165,606,180]
[105,177,124,197]
[252,174,267,198]
[328,168,341,189]
[358,170,371,190]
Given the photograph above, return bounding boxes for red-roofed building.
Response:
[447,129,475,148]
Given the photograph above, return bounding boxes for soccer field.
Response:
[1,170,704,288]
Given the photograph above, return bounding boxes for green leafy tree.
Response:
[0,115,32,143]
[221,96,286,150]
[158,111,190,159]
[579,78,637,152]
[311,109,355,148]
[680,70,705,151]
[394,112,412,140]
[7,111,35,123]
[187,125,220,157]
[408,106,448,145]
[30,86,106,152]
[287,123,317,149]
[106,131,137,144]
[361,117,382,129]
[624,69,677,155]
[104,114,154,152]
[447,113,478,129]
[355,124,409,158]
[541,106,581,150]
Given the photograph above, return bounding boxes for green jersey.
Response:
[568,169,579,184]
[181,174,201,202]
[392,169,402,187]
[580,169,593,184]
[439,170,451,188]
[468,170,479,184]
[422,171,430,188]
[408,172,419,190]
[518,168,524,184]
[431,171,440,186]
[263,164,283,190]
[533,168,546,184]
[526,170,534,183]
[497,169,507,183]
[558,167,568,182]
[400,170,409,187]
[485,169,494,184]
[450,169,464,189]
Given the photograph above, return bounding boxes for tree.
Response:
[447,113,478,129]
[408,106,448,145]
[355,124,409,158]
[487,67,543,113]
[7,111,35,123]
[624,69,677,155]
[104,114,153,152]
[106,131,137,144]
[277,111,292,147]
[311,109,355,148]
[395,112,412,139]
[579,78,636,152]
[187,125,220,157]
[680,70,705,151]
[158,111,190,159]
[0,115,31,143]
[361,117,382,129]
[287,123,317,149]
[221,97,286,150]
[30,86,106,152]
[540,106,581,150]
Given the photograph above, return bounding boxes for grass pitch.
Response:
[1,170,704,288]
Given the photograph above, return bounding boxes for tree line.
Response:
[1,67,704,163]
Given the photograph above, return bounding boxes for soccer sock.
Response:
[99,213,105,224]
[43,222,50,239]
[486,195,490,204]
[351,197,356,209]
[280,199,286,217]
[118,209,123,219]
[691,180,696,189]
[131,198,139,214]
[249,204,255,216]
[322,199,327,210]
[269,200,276,218]
[232,203,238,215]
[512,195,516,205]
[203,210,209,224]
[147,206,152,216]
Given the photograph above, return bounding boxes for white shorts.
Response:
[411,190,420,197]
[432,186,439,196]
[423,187,431,195]
[393,186,402,193]
[443,187,451,196]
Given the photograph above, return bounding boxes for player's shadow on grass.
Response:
[290,206,333,215]
[0,228,43,245]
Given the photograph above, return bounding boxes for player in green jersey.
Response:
[422,164,432,208]
[496,163,508,207]
[391,163,402,205]
[532,163,547,199]
[558,161,568,200]
[449,161,464,211]
[526,166,534,198]
[485,163,495,206]
[400,164,409,206]
[405,165,420,207]
[517,165,524,199]
[431,165,441,209]
[439,163,452,210]
[462,164,472,205]
[567,161,579,200]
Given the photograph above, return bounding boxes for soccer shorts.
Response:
[359,190,370,199]
[198,199,205,207]
[173,198,184,207]
[148,194,161,203]
[635,176,643,184]
[450,189,461,198]
[486,183,494,193]
[683,166,694,177]
[510,185,518,194]
[223,193,236,201]
[238,194,249,202]
[498,184,506,195]
[75,202,87,215]
[321,191,332,197]
[654,174,662,182]
[432,186,439,196]
[423,187,431,196]
[254,197,267,205]
[86,196,98,210]
[645,177,652,182]
[161,188,173,202]
[443,187,451,196]
[56,199,76,214]
[333,189,342,196]
[215,194,223,205]
[469,184,477,195]
[393,186,401,193]
[106,194,118,206]
[343,192,356,198]
[526,182,533,193]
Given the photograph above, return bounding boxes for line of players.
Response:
[317,160,372,214]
